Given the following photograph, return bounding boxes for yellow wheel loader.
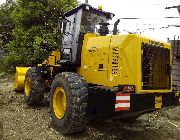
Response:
[14,4,180,134]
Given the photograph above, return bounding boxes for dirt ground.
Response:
[0,73,180,140]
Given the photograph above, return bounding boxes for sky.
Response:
[0,0,180,42]
[79,0,180,42]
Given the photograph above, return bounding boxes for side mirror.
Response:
[58,17,71,35]
[62,21,67,34]
[58,17,67,34]
[57,17,62,32]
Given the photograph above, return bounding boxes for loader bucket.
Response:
[14,67,30,90]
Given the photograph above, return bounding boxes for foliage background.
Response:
[0,0,77,73]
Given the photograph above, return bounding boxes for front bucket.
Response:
[14,67,30,90]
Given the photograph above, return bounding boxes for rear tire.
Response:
[24,67,45,105]
[50,72,88,134]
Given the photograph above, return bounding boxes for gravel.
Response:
[0,76,180,140]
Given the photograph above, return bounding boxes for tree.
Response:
[0,0,16,52]
[1,0,77,72]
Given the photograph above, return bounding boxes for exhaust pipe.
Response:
[113,19,120,35]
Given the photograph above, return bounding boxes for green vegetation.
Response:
[0,0,77,73]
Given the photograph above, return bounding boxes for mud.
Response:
[0,75,180,140]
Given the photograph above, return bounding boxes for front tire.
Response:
[24,67,45,105]
[50,72,88,134]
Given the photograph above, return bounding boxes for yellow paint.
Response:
[14,67,30,90]
[42,51,60,65]
[98,6,102,10]
[78,34,172,94]
[38,64,42,66]
[14,51,60,91]
[42,50,61,77]
[175,92,179,97]
[53,87,67,119]
[155,94,162,108]
[78,34,110,86]
[14,33,172,95]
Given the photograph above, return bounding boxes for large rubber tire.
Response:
[24,67,45,106]
[50,72,88,134]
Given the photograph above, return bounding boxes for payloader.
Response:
[14,4,180,134]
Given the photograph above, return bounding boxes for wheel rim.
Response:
[24,77,31,96]
[53,87,67,119]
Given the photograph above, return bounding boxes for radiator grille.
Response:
[142,43,171,90]
[112,47,119,75]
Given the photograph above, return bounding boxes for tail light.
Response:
[118,85,135,93]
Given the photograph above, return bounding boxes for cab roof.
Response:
[63,3,115,19]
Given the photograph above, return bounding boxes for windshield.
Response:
[80,11,109,33]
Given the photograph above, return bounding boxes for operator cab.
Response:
[59,4,115,66]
